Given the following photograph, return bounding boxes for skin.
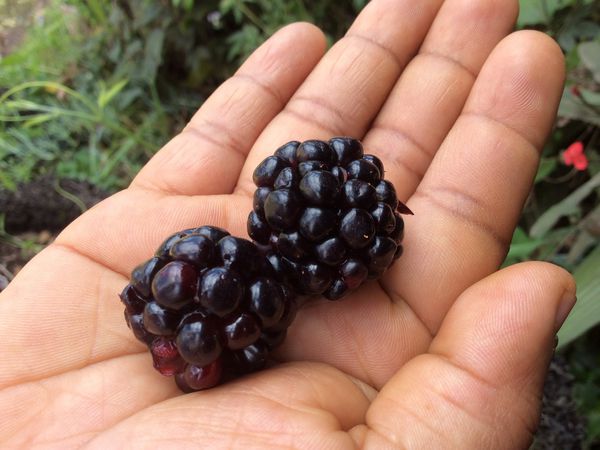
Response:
[0,0,577,448]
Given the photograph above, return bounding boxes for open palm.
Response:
[0,1,576,448]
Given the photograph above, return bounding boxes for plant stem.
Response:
[238,3,267,33]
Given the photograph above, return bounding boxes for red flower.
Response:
[562,141,588,171]
[570,85,582,97]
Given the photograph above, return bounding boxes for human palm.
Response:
[0,1,576,448]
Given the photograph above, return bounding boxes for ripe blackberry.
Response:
[121,226,297,391]
[248,137,412,300]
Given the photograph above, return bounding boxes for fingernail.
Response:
[555,292,577,332]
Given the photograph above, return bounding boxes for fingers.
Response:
[0,246,139,388]
[85,362,372,448]
[56,190,249,276]
[387,31,566,333]
[364,0,519,199]
[235,0,444,196]
[132,23,326,196]
[354,263,576,449]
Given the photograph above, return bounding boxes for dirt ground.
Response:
[0,175,106,286]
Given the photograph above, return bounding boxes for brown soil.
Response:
[0,175,107,234]
[533,355,586,449]
[0,175,107,284]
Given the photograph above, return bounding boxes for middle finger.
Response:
[235,0,444,196]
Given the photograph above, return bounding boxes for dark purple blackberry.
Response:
[120,226,296,392]
[248,137,412,299]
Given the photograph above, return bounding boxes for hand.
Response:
[0,0,576,448]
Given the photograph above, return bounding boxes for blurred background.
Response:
[0,0,598,447]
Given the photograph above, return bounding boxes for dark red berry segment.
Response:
[194,225,231,243]
[248,137,410,300]
[371,202,396,234]
[120,284,147,315]
[314,237,347,266]
[342,179,377,209]
[274,141,300,165]
[176,316,222,366]
[298,160,330,176]
[264,189,301,230]
[299,171,340,206]
[277,231,311,261]
[253,156,289,187]
[131,257,164,298]
[230,341,269,374]
[176,359,223,392]
[150,337,186,376]
[375,180,399,210]
[223,313,261,350]
[329,137,363,166]
[325,278,349,300]
[366,236,397,272]
[298,207,337,242]
[274,167,299,189]
[253,187,272,213]
[340,209,375,249]
[296,140,335,164]
[155,229,196,259]
[199,267,243,317]
[249,278,285,328]
[340,258,368,290]
[152,261,199,310]
[346,159,380,185]
[143,301,179,336]
[298,262,333,295]
[362,154,384,176]
[125,311,155,345]
[247,211,271,245]
[169,234,214,268]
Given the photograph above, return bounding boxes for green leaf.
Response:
[579,40,600,83]
[142,29,165,83]
[97,80,129,109]
[535,158,558,183]
[581,88,600,106]
[531,172,600,238]
[558,245,600,348]
[506,227,544,261]
[518,0,574,26]
[22,113,58,128]
[558,90,600,126]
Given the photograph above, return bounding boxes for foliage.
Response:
[511,1,600,446]
[0,0,367,191]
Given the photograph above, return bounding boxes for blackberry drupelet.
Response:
[248,137,412,300]
[121,226,297,392]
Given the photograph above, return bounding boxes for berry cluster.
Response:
[121,138,410,391]
[121,226,296,391]
[248,137,411,299]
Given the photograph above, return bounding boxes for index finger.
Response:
[132,23,326,196]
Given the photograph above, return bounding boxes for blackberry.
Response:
[122,138,411,391]
[120,226,297,391]
[248,137,412,299]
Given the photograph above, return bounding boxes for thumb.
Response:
[352,262,576,449]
